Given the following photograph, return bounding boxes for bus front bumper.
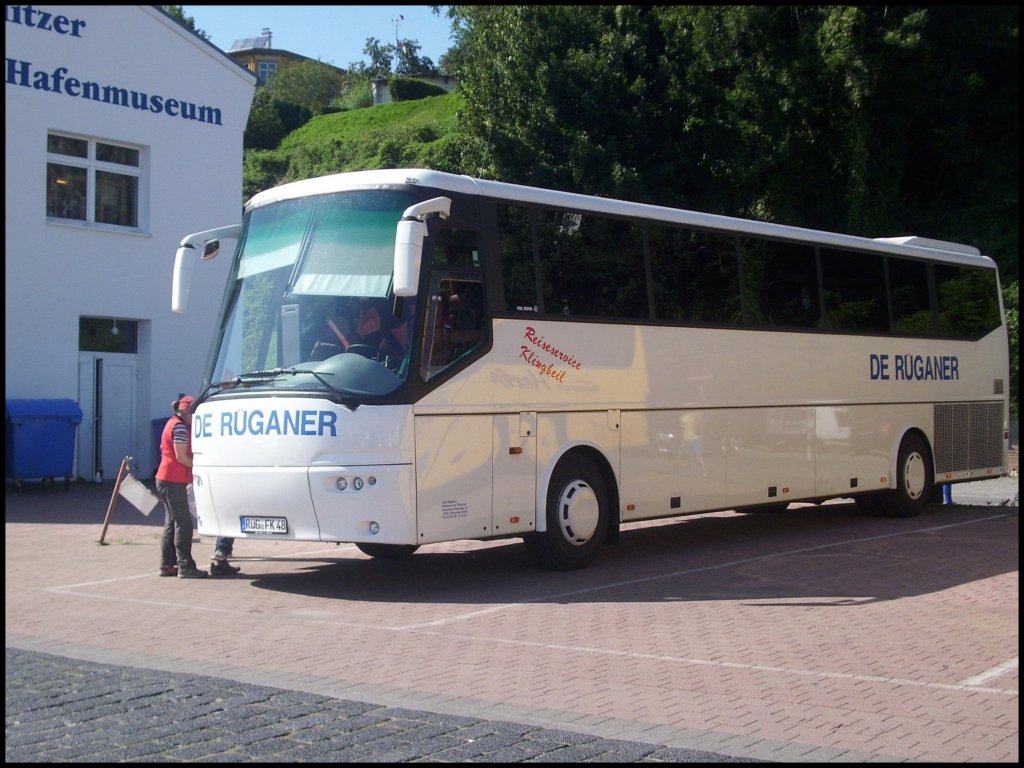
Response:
[192,464,417,545]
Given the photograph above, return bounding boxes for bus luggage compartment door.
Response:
[415,415,494,544]
[491,413,537,537]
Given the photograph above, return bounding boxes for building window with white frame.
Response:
[257,60,277,85]
[46,133,142,229]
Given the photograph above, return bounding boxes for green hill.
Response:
[243,93,470,201]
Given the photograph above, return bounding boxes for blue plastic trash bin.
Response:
[5,399,83,489]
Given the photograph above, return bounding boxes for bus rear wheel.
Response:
[877,433,933,518]
[355,543,419,559]
[524,455,609,571]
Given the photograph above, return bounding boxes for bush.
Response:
[416,131,490,175]
[242,150,289,201]
[244,89,311,150]
[263,59,343,115]
[335,74,373,112]
[389,77,449,102]
[375,138,408,168]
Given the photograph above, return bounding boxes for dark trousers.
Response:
[214,537,234,557]
[156,480,194,569]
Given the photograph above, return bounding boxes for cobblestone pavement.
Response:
[6,475,1018,763]
[5,648,754,763]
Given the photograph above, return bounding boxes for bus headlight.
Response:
[337,475,376,492]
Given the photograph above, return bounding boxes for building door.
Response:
[77,353,137,481]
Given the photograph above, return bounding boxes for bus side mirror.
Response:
[393,196,451,298]
[203,240,221,260]
[172,224,243,314]
[172,245,196,314]
[394,217,425,297]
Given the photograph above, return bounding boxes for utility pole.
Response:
[391,14,403,74]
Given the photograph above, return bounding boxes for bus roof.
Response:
[245,169,995,269]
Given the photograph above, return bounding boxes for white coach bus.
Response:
[172,169,1010,570]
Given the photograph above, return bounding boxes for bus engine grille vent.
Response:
[934,402,1004,474]
[994,378,1004,395]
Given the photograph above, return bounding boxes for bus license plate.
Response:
[240,516,288,534]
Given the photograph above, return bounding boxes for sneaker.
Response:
[159,566,178,577]
[210,560,241,576]
[177,566,208,579]
[211,549,231,562]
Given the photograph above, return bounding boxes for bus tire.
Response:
[878,433,933,518]
[355,543,419,559]
[524,455,609,571]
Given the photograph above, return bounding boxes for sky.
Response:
[181,6,456,69]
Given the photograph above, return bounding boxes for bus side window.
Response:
[432,227,480,269]
[741,238,819,328]
[420,273,484,380]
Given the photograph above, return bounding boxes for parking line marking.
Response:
[403,629,1019,697]
[395,511,1016,630]
[37,513,1017,698]
[43,545,349,596]
[959,656,1019,687]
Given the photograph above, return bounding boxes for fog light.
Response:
[336,477,348,491]
[369,521,380,535]
[353,477,364,490]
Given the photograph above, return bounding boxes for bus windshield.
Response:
[207,189,420,400]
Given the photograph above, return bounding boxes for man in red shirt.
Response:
[155,395,207,579]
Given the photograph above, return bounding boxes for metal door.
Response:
[77,354,136,480]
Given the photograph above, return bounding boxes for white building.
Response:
[5,6,255,481]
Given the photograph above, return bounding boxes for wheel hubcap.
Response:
[904,451,926,500]
[556,480,599,546]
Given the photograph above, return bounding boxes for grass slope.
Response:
[244,92,466,200]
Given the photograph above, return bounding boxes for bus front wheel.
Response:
[524,455,609,571]
[355,543,419,559]
[877,433,933,518]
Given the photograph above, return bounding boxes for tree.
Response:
[262,59,343,116]
[335,69,375,111]
[360,37,394,78]
[160,5,209,40]
[1005,281,1019,417]
[359,36,438,77]
[244,88,310,150]
[448,6,1017,256]
[449,7,704,200]
[396,39,437,76]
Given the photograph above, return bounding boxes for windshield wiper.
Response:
[193,375,245,408]
[237,367,303,380]
[196,367,360,410]
[237,366,338,390]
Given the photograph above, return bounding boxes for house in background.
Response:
[225,29,345,85]
[226,29,455,107]
[371,73,458,106]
